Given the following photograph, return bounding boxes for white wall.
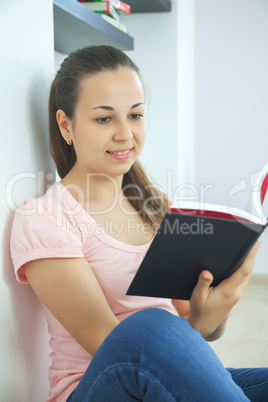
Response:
[1,1,54,401]
[194,0,268,273]
[195,0,268,207]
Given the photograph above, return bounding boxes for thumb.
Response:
[195,270,214,294]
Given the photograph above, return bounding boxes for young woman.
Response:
[10,46,268,401]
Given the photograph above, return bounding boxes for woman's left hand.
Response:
[186,240,261,338]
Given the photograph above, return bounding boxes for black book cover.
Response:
[126,213,267,300]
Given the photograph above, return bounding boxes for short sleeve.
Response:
[10,196,84,283]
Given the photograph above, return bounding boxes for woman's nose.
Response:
[113,121,133,142]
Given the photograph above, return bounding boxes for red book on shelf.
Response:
[127,162,268,300]
[116,0,131,14]
[79,1,131,14]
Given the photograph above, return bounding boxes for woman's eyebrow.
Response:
[92,102,144,111]
[131,102,144,109]
[92,105,113,111]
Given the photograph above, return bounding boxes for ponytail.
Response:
[48,78,76,179]
[123,161,170,227]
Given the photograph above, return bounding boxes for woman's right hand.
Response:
[185,240,261,338]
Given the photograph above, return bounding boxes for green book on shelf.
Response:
[101,13,129,34]
[79,1,131,14]
[80,1,120,21]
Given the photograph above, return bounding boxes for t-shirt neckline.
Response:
[55,181,154,253]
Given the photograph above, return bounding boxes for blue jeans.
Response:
[67,308,268,401]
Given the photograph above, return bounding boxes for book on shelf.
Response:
[101,13,129,34]
[79,1,131,14]
[110,0,131,14]
[79,1,120,21]
[126,162,268,301]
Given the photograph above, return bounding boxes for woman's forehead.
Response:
[77,68,144,106]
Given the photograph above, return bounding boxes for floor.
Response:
[209,275,268,368]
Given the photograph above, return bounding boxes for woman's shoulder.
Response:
[13,182,76,222]
[11,182,85,251]
[11,182,66,239]
[10,182,84,283]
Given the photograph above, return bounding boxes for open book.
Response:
[127,163,268,300]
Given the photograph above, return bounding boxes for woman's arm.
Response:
[172,299,190,318]
[23,257,120,356]
[203,317,228,342]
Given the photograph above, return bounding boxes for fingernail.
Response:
[203,271,213,281]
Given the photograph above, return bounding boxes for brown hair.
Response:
[48,45,170,227]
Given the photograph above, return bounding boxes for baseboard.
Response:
[249,274,268,285]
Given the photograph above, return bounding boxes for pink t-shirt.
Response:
[10,182,176,402]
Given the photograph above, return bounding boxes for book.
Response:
[126,162,268,301]
[79,1,131,14]
[101,13,129,34]
[109,0,131,14]
[80,1,120,22]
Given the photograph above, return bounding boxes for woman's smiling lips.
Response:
[106,148,133,160]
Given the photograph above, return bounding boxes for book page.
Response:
[251,162,268,224]
[172,162,268,226]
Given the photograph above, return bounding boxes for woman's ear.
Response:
[56,109,73,142]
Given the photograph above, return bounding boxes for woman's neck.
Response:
[60,165,124,210]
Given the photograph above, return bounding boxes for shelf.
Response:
[53,0,134,54]
[126,0,171,13]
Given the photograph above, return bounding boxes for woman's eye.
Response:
[96,117,111,124]
[129,113,143,120]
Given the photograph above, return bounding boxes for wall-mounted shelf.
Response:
[53,0,134,54]
[126,0,171,13]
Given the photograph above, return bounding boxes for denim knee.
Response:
[69,308,249,402]
[96,307,201,368]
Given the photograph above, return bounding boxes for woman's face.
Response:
[61,67,146,178]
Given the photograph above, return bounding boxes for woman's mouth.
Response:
[106,148,133,160]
